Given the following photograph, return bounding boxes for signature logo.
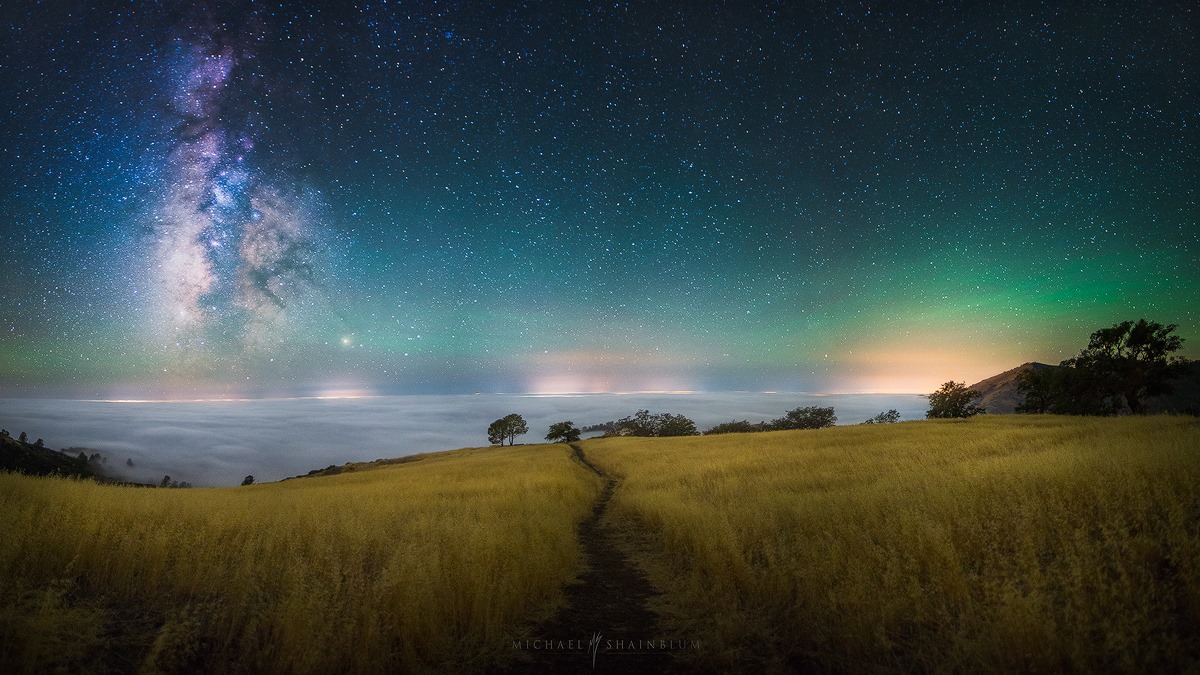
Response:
[588,631,602,669]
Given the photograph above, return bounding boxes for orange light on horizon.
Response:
[839,346,1019,394]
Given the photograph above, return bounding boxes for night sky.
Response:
[2,1,1197,399]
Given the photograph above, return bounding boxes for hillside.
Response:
[968,359,1200,415]
[0,442,601,673]
[0,432,94,479]
[586,416,1200,672]
[284,452,431,480]
[967,361,1056,414]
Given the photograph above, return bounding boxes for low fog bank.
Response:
[1,393,926,486]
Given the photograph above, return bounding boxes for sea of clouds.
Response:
[1,392,926,486]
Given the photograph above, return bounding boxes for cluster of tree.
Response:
[493,410,702,445]
[926,382,986,418]
[159,475,192,488]
[1,428,95,479]
[70,450,108,464]
[704,419,769,435]
[771,406,838,430]
[703,406,840,435]
[493,404,902,445]
[604,409,699,437]
[1015,319,1188,415]
[2,430,45,447]
[861,409,901,424]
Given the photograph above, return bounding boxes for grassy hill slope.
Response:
[587,415,1200,672]
[0,443,601,673]
[2,416,1198,673]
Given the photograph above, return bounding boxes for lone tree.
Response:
[926,381,985,418]
[770,406,837,430]
[545,421,581,443]
[488,413,528,446]
[241,475,255,486]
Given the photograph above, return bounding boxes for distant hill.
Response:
[968,360,1200,415]
[0,432,95,478]
[967,362,1056,414]
[287,452,432,480]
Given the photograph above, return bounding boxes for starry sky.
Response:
[1,0,1197,399]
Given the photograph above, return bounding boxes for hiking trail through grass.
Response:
[503,443,686,674]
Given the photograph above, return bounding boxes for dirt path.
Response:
[501,444,686,674]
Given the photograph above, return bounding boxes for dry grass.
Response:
[5,415,1197,673]
[586,414,1200,672]
[0,443,601,674]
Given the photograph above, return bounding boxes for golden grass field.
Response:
[588,414,1200,672]
[1,414,1198,673]
[0,443,601,673]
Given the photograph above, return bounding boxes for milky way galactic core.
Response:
[152,27,316,350]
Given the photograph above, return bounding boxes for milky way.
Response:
[1,1,1197,399]
[149,16,320,359]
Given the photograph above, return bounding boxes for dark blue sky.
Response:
[1,1,1196,399]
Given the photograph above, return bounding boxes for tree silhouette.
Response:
[656,413,699,436]
[704,420,761,435]
[861,409,901,424]
[1062,319,1186,414]
[545,421,581,443]
[770,406,837,430]
[926,382,984,418]
[1014,320,1188,415]
[488,414,528,446]
[614,409,658,436]
[607,410,699,437]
